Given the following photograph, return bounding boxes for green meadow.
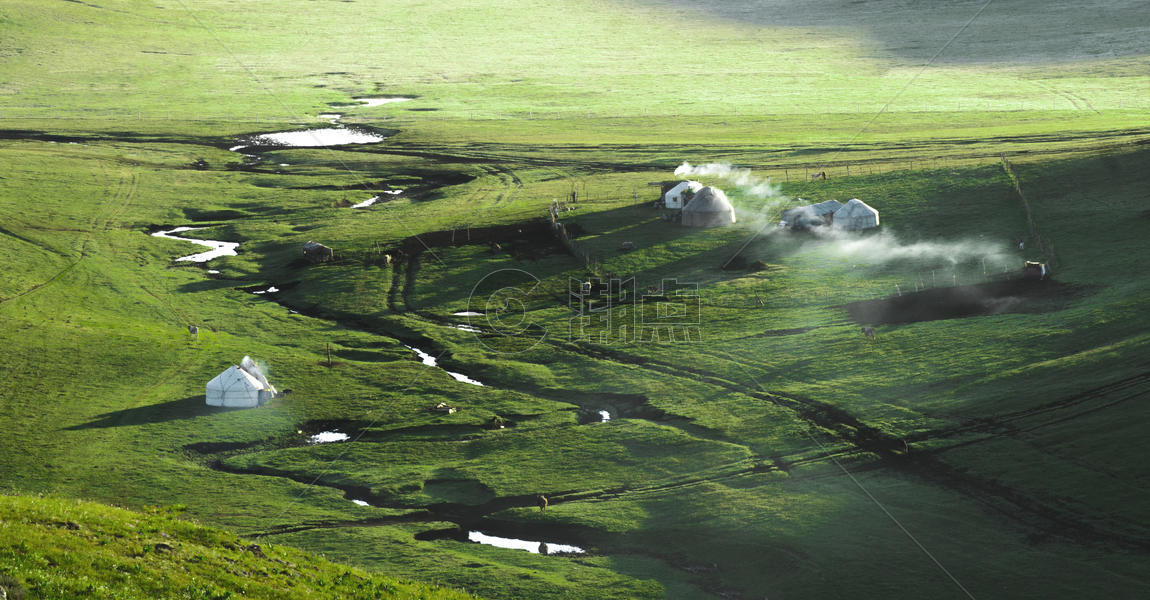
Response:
[1,0,1148,598]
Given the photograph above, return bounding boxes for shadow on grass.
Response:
[64,395,241,430]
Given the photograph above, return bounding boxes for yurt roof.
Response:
[668,180,703,195]
[810,199,844,214]
[834,198,878,218]
[683,186,733,213]
[207,365,264,392]
[240,356,270,388]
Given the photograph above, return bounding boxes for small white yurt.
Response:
[206,356,276,408]
[682,186,736,227]
[832,198,880,231]
[664,180,704,209]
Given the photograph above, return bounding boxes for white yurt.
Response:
[682,186,736,227]
[664,180,704,209]
[781,199,843,229]
[206,356,276,408]
[832,198,880,231]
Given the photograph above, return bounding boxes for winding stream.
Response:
[150,227,239,263]
[405,345,485,386]
[468,530,585,555]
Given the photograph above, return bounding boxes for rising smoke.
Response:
[672,161,1010,268]
[674,161,791,225]
[807,227,1010,267]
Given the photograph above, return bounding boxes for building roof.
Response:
[683,186,733,213]
[666,180,703,197]
[207,366,264,393]
[809,199,844,215]
[834,198,879,219]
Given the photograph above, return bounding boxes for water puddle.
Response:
[352,190,401,209]
[236,127,387,149]
[352,196,381,209]
[450,323,481,333]
[308,431,350,444]
[448,372,484,386]
[207,269,221,275]
[351,499,371,507]
[355,97,412,107]
[317,113,342,123]
[452,311,483,317]
[467,531,585,555]
[251,286,280,295]
[404,345,485,387]
[599,410,611,422]
[150,227,240,263]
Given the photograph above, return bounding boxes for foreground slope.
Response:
[0,494,475,600]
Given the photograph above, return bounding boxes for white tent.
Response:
[781,199,843,229]
[206,357,276,408]
[832,198,880,231]
[664,180,703,209]
[682,186,736,227]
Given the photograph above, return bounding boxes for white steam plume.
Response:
[674,162,792,225]
[808,227,1009,267]
[674,162,780,199]
[674,161,1010,268]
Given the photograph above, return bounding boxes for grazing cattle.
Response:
[188,325,198,338]
[861,326,876,340]
[810,171,827,181]
[536,494,549,513]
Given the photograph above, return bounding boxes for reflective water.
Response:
[150,227,240,263]
[352,196,381,209]
[308,431,350,444]
[599,410,611,422]
[241,127,387,148]
[467,531,585,554]
[355,97,412,107]
[404,345,485,386]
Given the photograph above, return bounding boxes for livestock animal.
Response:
[810,171,827,180]
[536,494,549,513]
[188,325,198,338]
[861,326,876,340]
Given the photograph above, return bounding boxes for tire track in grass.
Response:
[908,367,1150,444]
[291,255,1150,553]
[531,341,1150,551]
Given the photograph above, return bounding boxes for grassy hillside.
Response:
[1,0,1148,598]
[0,494,475,599]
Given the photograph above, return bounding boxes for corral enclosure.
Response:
[1,1,1149,599]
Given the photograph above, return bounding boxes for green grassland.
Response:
[0,494,475,599]
[2,0,1149,598]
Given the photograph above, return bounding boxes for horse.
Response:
[536,494,549,513]
[861,326,876,340]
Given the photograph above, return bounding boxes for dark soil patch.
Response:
[182,208,250,221]
[844,278,1087,325]
[391,219,565,261]
[183,440,263,455]
[756,327,817,337]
